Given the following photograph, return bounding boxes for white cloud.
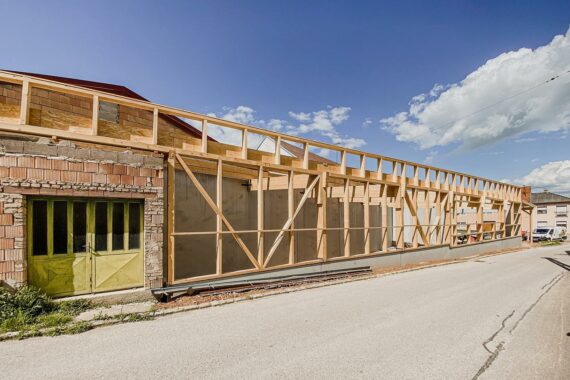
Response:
[362,118,373,128]
[424,150,438,164]
[512,160,570,192]
[381,27,570,150]
[207,105,365,150]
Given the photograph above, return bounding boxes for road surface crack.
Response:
[482,310,514,354]
[509,273,563,334]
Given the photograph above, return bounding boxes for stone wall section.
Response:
[0,136,165,289]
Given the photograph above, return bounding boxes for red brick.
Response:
[84,162,98,173]
[0,156,17,167]
[77,172,92,183]
[68,162,83,171]
[113,165,127,175]
[127,166,140,176]
[4,249,22,261]
[121,175,134,186]
[61,171,77,182]
[140,167,154,177]
[34,157,51,169]
[0,238,14,249]
[92,173,107,184]
[44,170,61,181]
[9,167,26,179]
[17,156,34,167]
[98,163,113,174]
[0,167,9,177]
[133,176,147,187]
[51,159,69,170]
[152,177,163,187]
[27,168,44,180]
[107,174,121,185]
[4,226,23,238]
[0,214,12,225]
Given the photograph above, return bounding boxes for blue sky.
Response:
[1,1,570,192]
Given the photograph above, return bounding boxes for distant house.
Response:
[530,190,570,232]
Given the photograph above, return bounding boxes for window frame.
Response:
[28,197,143,259]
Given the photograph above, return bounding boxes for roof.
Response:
[4,70,332,163]
[4,70,204,139]
[280,141,336,165]
[531,191,570,204]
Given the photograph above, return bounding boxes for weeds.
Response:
[0,286,93,335]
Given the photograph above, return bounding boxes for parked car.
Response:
[532,227,567,242]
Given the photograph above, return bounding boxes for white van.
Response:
[532,227,567,242]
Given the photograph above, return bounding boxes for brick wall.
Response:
[0,136,165,289]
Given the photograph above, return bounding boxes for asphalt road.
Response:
[2,244,569,380]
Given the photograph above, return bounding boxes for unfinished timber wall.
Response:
[0,70,533,289]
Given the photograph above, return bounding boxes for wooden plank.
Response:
[381,184,388,251]
[364,181,370,254]
[317,172,328,260]
[241,129,248,159]
[274,135,281,165]
[288,170,295,265]
[264,174,320,267]
[175,153,261,269]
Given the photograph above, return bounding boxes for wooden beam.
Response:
[381,184,388,251]
[264,174,321,267]
[175,153,261,269]
[274,135,281,165]
[241,129,248,159]
[364,181,370,254]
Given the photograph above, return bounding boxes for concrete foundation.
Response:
[182,237,523,288]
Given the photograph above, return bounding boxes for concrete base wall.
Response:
[185,237,523,288]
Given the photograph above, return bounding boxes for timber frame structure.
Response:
[0,70,533,288]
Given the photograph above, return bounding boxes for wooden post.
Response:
[257,166,264,265]
[166,152,176,284]
[288,170,295,265]
[201,120,208,153]
[302,143,309,169]
[317,172,328,260]
[343,178,350,257]
[340,150,347,175]
[152,107,159,145]
[360,154,366,178]
[381,184,388,251]
[241,129,248,159]
[91,95,99,136]
[363,181,370,254]
[19,80,30,125]
[216,159,223,275]
[397,163,406,249]
[274,136,281,165]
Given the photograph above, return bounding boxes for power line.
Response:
[428,69,570,130]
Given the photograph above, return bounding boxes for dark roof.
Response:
[4,70,204,139]
[531,191,570,204]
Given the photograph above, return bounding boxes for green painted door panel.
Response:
[28,256,89,297]
[92,252,143,293]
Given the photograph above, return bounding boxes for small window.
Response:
[537,206,547,214]
[53,201,68,254]
[95,202,108,251]
[556,221,567,228]
[537,221,547,226]
[556,205,567,216]
[73,202,87,253]
[112,203,125,251]
[129,203,141,250]
[32,200,48,256]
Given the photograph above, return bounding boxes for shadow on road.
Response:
[543,257,570,271]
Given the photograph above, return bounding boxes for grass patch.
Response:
[541,240,561,246]
[0,286,94,336]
